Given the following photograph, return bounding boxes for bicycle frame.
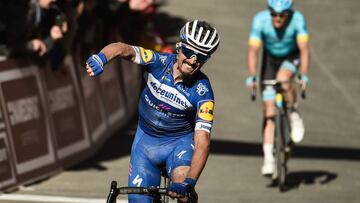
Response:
[259,80,293,191]
[273,84,291,191]
[250,77,306,191]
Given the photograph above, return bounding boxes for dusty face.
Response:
[270,10,289,29]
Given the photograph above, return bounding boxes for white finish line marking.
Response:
[0,194,128,203]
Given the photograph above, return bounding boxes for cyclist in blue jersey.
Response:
[86,20,219,202]
[245,0,310,176]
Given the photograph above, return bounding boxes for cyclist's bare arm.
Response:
[100,42,137,63]
[247,44,261,77]
[297,39,310,89]
[297,40,310,76]
[187,130,211,181]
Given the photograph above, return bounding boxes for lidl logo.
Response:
[140,48,153,63]
[198,101,214,121]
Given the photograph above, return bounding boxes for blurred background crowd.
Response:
[0,0,178,69]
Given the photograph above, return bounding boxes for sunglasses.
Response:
[270,11,289,18]
[180,43,210,64]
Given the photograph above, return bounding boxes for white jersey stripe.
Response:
[144,72,193,110]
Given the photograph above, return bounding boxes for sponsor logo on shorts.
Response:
[177,150,187,159]
[132,174,143,187]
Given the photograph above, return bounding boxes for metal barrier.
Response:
[0,46,141,191]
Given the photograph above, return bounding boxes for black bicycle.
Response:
[252,79,305,192]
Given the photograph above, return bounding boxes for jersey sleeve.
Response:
[131,46,163,72]
[194,81,215,134]
[295,12,310,43]
[248,13,263,47]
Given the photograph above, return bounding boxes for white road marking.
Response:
[0,194,128,203]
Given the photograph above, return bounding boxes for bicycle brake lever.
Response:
[301,90,306,99]
[251,86,257,101]
[188,188,198,203]
[106,181,119,203]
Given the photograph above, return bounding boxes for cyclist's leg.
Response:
[168,144,194,182]
[261,94,276,175]
[277,50,302,107]
[128,127,162,203]
[260,52,279,175]
[166,135,194,203]
[276,61,297,107]
[277,54,305,143]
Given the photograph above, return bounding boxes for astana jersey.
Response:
[249,10,309,57]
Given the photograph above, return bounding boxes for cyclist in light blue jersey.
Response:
[245,0,310,176]
[86,20,220,202]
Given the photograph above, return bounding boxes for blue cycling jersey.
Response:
[249,10,309,57]
[132,46,215,137]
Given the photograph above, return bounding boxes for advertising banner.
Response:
[0,66,56,176]
[41,57,90,160]
[0,132,16,189]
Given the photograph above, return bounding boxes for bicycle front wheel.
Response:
[274,113,287,191]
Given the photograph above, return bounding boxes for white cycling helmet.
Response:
[179,20,220,55]
[268,0,293,13]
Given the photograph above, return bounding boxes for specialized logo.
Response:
[145,73,192,110]
[177,150,187,159]
[132,174,143,187]
[196,83,209,96]
[198,101,214,121]
[140,47,153,63]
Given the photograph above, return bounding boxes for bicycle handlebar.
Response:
[250,80,306,101]
[106,181,198,203]
[106,181,168,203]
[118,187,168,195]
